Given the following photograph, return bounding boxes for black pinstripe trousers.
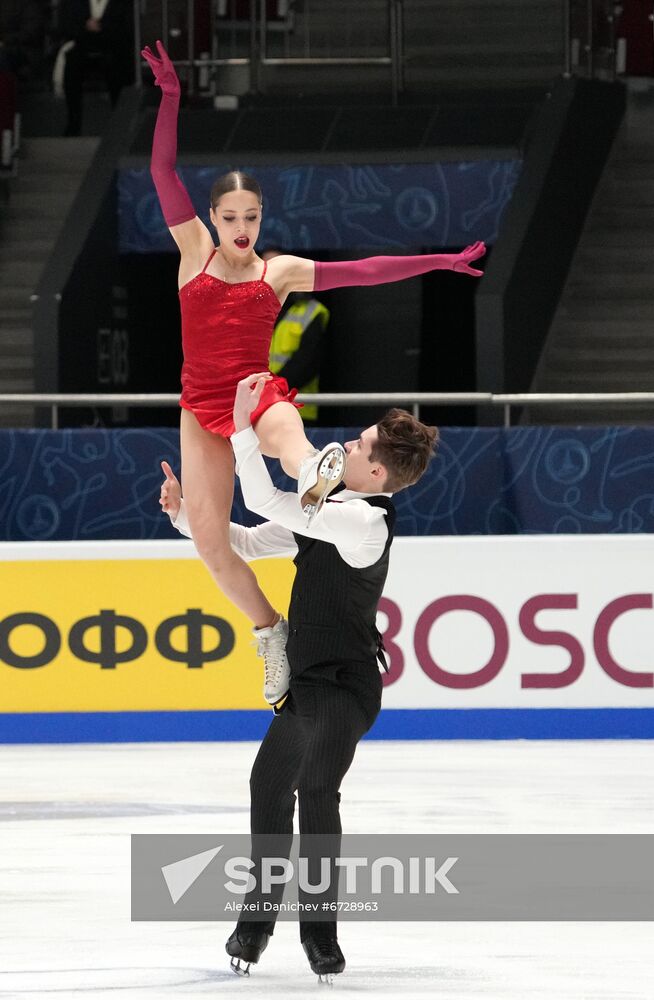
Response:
[238,660,382,938]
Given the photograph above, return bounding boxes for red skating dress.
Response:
[179,250,302,437]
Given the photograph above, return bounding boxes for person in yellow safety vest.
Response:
[263,248,330,423]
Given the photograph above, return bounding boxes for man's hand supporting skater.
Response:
[163,372,389,569]
[229,374,389,565]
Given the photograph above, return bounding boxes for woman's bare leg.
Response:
[255,402,317,478]
[180,408,277,627]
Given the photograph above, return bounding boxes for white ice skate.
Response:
[252,615,290,705]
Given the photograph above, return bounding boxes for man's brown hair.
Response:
[369,408,439,492]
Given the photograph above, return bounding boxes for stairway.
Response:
[403,0,564,88]
[530,89,654,424]
[0,137,98,428]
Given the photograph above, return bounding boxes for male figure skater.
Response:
[160,373,438,982]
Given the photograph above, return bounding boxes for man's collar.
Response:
[331,488,393,502]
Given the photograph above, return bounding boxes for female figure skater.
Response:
[142,41,484,703]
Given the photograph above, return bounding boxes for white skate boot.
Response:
[252,615,290,706]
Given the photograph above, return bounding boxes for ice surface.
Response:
[0,739,652,999]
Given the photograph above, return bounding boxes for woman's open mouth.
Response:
[234,237,250,249]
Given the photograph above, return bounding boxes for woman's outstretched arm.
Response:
[313,242,486,289]
[142,40,213,264]
[270,243,485,297]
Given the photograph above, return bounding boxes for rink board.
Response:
[1,536,653,741]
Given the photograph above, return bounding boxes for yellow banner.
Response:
[0,555,294,712]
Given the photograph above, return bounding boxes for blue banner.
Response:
[2,710,654,743]
[117,160,520,253]
[2,425,654,541]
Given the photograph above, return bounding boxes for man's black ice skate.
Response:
[225,923,270,976]
[302,925,345,985]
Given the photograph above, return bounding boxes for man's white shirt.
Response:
[171,426,392,569]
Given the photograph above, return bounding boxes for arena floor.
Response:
[1,739,652,998]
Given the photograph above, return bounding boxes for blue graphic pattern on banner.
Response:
[3,426,654,541]
[117,160,521,254]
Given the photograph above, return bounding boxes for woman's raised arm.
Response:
[142,41,214,268]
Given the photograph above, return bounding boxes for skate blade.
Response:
[264,686,289,706]
[317,972,336,985]
[301,450,345,526]
[303,494,326,527]
[271,692,289,715]
[230,957,251,976]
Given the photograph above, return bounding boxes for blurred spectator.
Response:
[263,247,330,424]
[0,0,45,80]
[57,0,132,135]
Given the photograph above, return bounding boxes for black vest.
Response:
[286,495,396,674]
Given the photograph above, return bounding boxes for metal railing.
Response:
[563,0,620,80]
[133,0,622,106]
[2,392,653,430]
[133,0,405,103]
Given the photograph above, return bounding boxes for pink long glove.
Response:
[142,40,196,228]
[313,241,486,291]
